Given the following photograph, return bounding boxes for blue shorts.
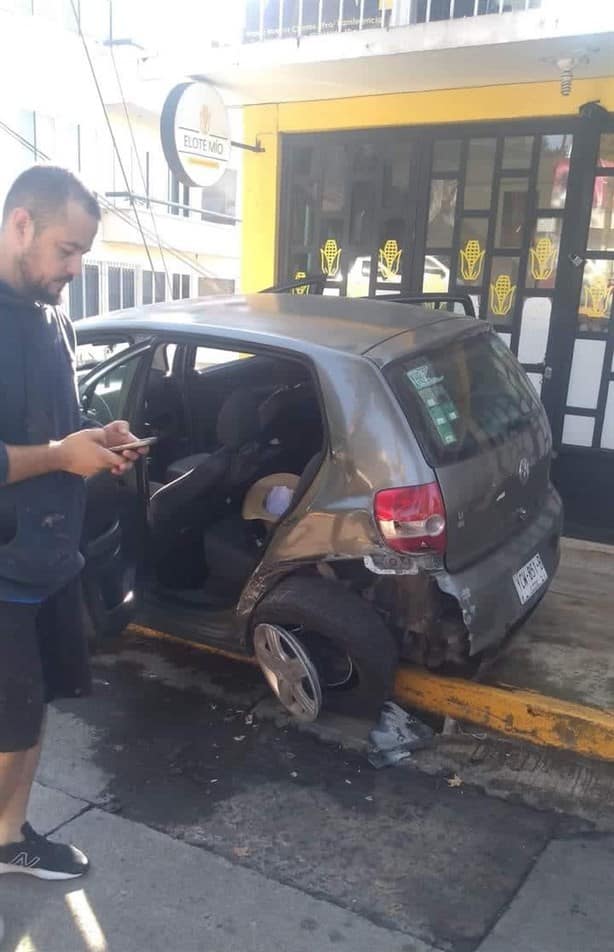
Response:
[0,578,91,752]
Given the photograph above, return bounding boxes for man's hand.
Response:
[53,429,125,478]
[103,420,148,476]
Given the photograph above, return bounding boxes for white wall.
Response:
[0,1,242,313]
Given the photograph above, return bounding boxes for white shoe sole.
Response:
[0,862,86,880]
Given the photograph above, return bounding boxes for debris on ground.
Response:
[447,774,463,788]
[367,701,434,769]
[232,846,250,858]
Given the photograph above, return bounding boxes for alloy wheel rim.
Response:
[254,623,322,722]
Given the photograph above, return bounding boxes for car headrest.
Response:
[217,388,262,450]
[259,384,313,439]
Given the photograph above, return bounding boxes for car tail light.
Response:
[374,483,447,554]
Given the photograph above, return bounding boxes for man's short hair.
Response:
[2,165,101,229]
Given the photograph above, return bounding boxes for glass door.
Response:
[419,130,576,398]
[279,130,422,299]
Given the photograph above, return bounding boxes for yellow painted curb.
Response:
[128,623,258,667]
[128,623,614,763]
[394,667,614,763]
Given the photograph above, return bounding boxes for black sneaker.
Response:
[0,823,89,881]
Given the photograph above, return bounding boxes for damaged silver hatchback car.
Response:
[76,293,562,721]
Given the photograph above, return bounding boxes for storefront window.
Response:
[322,146,346,213]
[599,134,614,166]
[294,146,314,177]
[350,179,376,245]
[495,178,528,248]
[457,218,488,286]
[353,143,378,177]
[378,226,405,284]
[432,139,461,173]
[382,149,411,208]
[487,257,520,325]
[578,259,614,333]
[502,136,533,170]
[517,298,552,365]
[527,217,562,290]
[587,176,614,252]
[291,184,316,246]
[347,255,372,297]
[464,138,496,210]
[290,252,313,282]
[537,135,573,208]
[422,255,451,293]
[319,231,343,281]
[427,180,457,246]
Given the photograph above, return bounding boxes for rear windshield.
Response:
[386,330,542,466]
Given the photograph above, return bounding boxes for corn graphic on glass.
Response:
[489,274,516,316]
[320,239,342,277]
[529,238,556,281]
[292,271,309,295]
[378,240,402,280]
[459,240,485,282]
[582,276,612,319]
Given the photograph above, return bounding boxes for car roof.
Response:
[76,293,466,358]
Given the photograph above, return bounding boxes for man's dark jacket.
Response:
[0,280,86,602]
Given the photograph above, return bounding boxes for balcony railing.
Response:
[243,0,542,42]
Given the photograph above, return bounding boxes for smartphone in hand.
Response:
[110,436,158,453]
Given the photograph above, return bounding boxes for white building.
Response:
[0,0,241,319]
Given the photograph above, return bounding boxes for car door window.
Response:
[82,352,144,426]
[76,339,133,375]
[194,345,252,373]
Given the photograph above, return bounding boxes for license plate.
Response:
[513,554,548,605]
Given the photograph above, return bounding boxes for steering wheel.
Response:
[86,391,115,426]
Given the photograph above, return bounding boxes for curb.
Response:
[128,623,614,764]
[394,667,614,763]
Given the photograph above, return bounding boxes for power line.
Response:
[0,117,224,285]
[107,0,173,298]
[68,0,157,279]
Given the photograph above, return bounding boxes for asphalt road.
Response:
[28,631,590,952]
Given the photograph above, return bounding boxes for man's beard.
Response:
[17,258,70,305]
[34,284,65,306]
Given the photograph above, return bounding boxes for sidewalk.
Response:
[477,834,614,952]
[3,783,614,952]
[3,784,433,952]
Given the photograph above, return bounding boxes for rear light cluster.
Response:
[374,483,447,554]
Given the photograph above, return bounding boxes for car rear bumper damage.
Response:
[435,486,563,655]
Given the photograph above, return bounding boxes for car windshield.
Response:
[386,330,541,466]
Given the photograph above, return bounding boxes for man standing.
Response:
[0,166,143,924]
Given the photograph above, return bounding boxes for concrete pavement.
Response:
[5,784,614,952]
[3,785,434,952]
[477,835,614,952]
[2,632,614,951]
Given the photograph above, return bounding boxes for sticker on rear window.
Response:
[407,366,444,391]
[406,364,460,447]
